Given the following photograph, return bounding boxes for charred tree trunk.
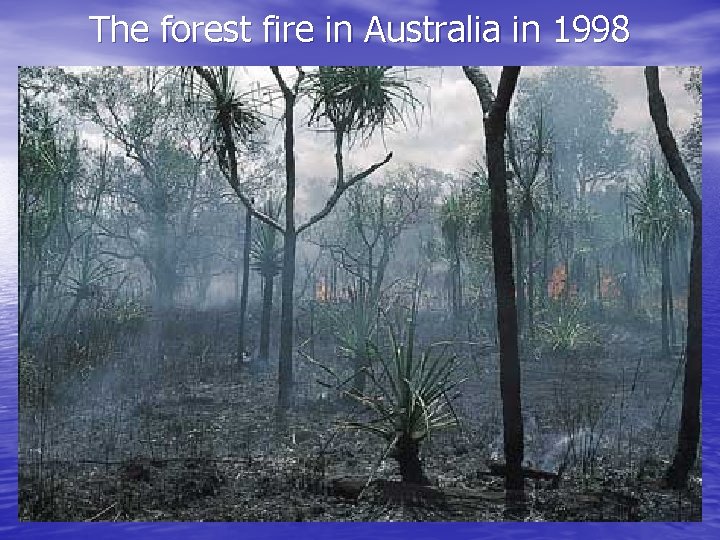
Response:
[392,435,430,485]
[527,209,535,339]
[645,66,702,489]
[238,208,252,361]
[277,82,298,413]
[463,66,525,496]
[258,272,274,365]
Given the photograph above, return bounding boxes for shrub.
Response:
[538,301,598,352]
[306,298,464,485]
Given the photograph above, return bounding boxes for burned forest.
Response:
[18,66,702,522]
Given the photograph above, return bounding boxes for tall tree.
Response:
[463,66,525,497]
[440,193,465,321]
[506,107,551,337]
[272,66,419,411]
[645,66,702,489]
[186,67,274,363]
[75,67,211,312]
[627,155,687,355]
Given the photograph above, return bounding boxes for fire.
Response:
[548,264,567,299]
[600,271,620,299]
[315,278,330,302]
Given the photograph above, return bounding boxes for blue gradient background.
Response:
[1,1,718,538]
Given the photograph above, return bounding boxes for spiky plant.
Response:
[305,66,421,144]
[302,292,464,485]
[250,198,283,364]
[327,290,378,393]
[346,298,464,485]
[538,300,597,352]
[627,156,687,265]
[627,154,689,353]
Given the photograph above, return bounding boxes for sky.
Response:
[63,66,698,218]
[228,66,697,182]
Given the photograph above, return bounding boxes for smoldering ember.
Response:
[363,15,501,43]
[19,66,701,522]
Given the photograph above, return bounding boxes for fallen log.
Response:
[486,462,561,484]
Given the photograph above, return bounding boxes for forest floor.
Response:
[18,307,701,522]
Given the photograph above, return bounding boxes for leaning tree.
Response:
[645,66,702,489]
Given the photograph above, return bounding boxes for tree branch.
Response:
[297,152,393,235]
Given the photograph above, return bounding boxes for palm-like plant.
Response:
[327,289,378,393]
[344,302,464,485]
[627,156,687,262]
[537,300,597,352]
[273,65,421,411]
[627,155,689,354]
[440,194,465,321]
[182,66,269,363]
[305,66,421,144]
[250,198,283,364]
[302,292,463,485]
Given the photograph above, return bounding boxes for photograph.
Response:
[17,65,701,522]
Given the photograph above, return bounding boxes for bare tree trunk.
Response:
[463,66,525,498]
[238,208,251,361]
[527,209,535,339]
[277,84,298,412]
[258,272,274,365]
[645,66,702,489]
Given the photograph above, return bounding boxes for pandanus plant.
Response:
[328,289,378,394]
[307,291,464,485]
[440,194,465,321]
[626,154,688,355]
[250,198,283,365]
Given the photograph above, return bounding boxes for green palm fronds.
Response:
[181,66,265,155]
[626,155,689,264]
[250,198,283,278]
[440,194,464,259]
[329,295,378,362]
[305,66,421,144]
[344,300,464,445]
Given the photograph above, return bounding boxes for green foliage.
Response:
[305,66,421,144]
[627,154,688,265]
[19,98,77,268]
[346,324,463,447]
[440,193,464,259]
[183,66,265,145]
[538,301,598,352]
[250,198,283,278]
[110,300,147,326]
[327,294,378,364]
[332,294,463,442]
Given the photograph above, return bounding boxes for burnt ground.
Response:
[18,307,701,522]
